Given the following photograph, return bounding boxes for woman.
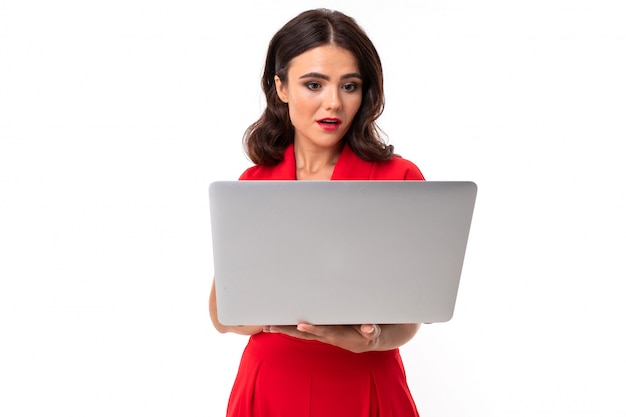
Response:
[210,9,425,417]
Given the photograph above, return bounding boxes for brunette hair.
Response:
[243,8,394,165]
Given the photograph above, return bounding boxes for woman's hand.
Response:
[264,322,419,353]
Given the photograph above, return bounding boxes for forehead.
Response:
[287,45,360,76]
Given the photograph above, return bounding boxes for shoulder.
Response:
[238,165,261,180]
[238,164,276,180]
[370,155,425,180]
[239,143,296,180]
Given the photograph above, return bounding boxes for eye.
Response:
[305,82,322,91]
[342,82,360,92]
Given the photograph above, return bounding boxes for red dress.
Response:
[227,143,425,417]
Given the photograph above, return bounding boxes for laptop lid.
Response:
[209,180,477,325]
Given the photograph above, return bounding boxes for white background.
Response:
[1,1,625,416]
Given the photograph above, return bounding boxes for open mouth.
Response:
[317,118,342,131]
[318,118,342,125]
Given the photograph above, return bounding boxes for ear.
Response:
[274,75,288,103]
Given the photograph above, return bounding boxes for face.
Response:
[275,45,363,151]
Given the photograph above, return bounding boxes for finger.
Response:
[266,325,318,340]
[264,325,295,334]
[296,323,333,338]
[296,324,348,341]
[358,324,380,339]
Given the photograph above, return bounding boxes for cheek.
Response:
[346,95,363,117]
[286,103,307,126]
[288,96,316,118]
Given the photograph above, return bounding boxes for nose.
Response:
[323,87,342,111]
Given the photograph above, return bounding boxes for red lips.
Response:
[317,118,342,131]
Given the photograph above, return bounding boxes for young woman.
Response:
[210,9,425,416]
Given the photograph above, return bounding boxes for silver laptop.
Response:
[209,181,477,325]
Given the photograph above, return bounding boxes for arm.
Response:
[209,279,263,335]
[265,322,421,353]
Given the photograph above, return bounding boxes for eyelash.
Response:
[305,82,322,90]
[305,82,360,92]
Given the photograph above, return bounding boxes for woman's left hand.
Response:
[263,323,382,353]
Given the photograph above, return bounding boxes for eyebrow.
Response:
[298,72,362,81]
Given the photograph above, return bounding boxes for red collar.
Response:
[268,143,374,180]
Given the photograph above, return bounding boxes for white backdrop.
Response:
[1,1,625,416]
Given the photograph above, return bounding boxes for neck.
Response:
[294,140,343,180]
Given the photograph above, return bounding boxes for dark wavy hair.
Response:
[243,9,394,165]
